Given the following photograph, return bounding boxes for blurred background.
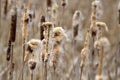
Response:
[0,0,120,80]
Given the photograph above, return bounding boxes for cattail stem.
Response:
[4,0,8,17]
[98,46,104,78]
[80,65,84,80]
[44,62,47,80]
[30,70,33,80]
[118,10,120,24]
[22,8,28,80]
[53,66,56,80]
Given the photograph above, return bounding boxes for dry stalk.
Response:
[40,16,46,40]
[22,8,28,80]
[42,22,53,80]
[50,27,66,80]
[118,1,120,24]
[28,59,37,80]
[4,0,8,17]
[46,0,52,21]
[51,2,58,26]
[7,7,17,80]
[60,0,68,26]
[80,30,90,80]
[98,46,104,80]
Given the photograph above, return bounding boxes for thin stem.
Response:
[98,47,104,78]
[44,62,47,80]
[80,65,83,80]
[30,70,33,80]
[9,44,14,80]
[119,10,120,24]
[22,39,25,80]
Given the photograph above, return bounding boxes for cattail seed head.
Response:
[51,3,58,25]
[28,59,37,70]
[22,8,29,42]
[92,0,100,8]
[9,7,17,43]
[4,0,8,16]
[94,37,110,52]
[47,0,52,8]
[6,40,11,61]
[96,21,108,32]
[80,47,90,67]
[118,1,120,24]
[53,27,67,42]
[61,0,68,7]
[40,16,46,40]
[72,10,84,38]
[26,39,42,51]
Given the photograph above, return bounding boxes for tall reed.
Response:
[6,7,17,80]
[42,22,53,80]
[22,8,28,80]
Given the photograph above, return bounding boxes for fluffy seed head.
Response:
[28,59,37,70]
[94,37,110,52]
[96,21,108,32]
[80,47,90,67]
[53,27,67,42]
[92,0,101,8]
[72,10,84,27]
[42,22,53,28]
[26,39,42,51]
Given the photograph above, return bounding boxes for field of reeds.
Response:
[0,0,120,80]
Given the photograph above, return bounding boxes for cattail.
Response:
[47,0,52,8]
[96,21,108,40]
[42,22,53,80]
[42,22,53,61]
[90,0,98,37]
[50,27,67,80]
[28,59,37,70]
[53,27,67,42]
[28,59,37,80]
[92,0,103,21]
[72,10,84,39]
[10,7,17,43]
[40,16,46,40]
[80,31,90,80]
[118,1,120,24]
[51,27,66,67]
[95,75,102,80]
[51,2,58,26]
[22,8,28,80]
[46,0,52,21]
[6,7,17,80]
[94,37,110,53]
[4,0,8,17]
[24,39,42,62]
[6,40,11,61]
[61,0,68,8]
[60,0,68,26]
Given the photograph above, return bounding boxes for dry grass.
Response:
[0,0,120,80]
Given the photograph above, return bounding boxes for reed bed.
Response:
[0,0,120,80]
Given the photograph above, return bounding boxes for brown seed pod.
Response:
[61,0,68,7]
[28,59,37,70]
[6,40,11,61]
[118,2,120,24]
[9,7,17,43]
[47,0,52,7]
[40,16,46,40]
[4,0,8,16]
